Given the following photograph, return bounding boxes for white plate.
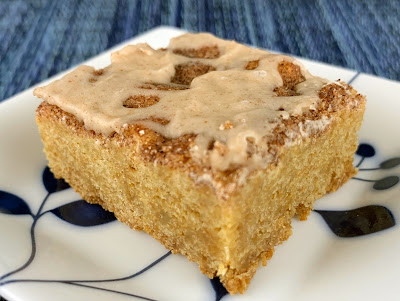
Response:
[1,26,399,301]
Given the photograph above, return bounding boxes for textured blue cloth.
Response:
[1,0,399,103]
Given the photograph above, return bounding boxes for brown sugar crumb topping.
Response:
[318,83,355,112]
[171,62,216,85]
[173,45,220,59]
[138,131,197,165]
[123,95,160,108]
[273,86,299,97]
[89,69,105,83]
[245,60,260,70]
[93,69,104,76]
[246,136,257,157]
[139,82,189,91]
[219,120,234,130]
[273,61,306,96]
[278,61,306,88]
[212,141,229,157]
[149,116,170,125]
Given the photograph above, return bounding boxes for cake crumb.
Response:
[219,120,234,130]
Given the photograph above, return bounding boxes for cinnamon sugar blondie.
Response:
[34,33,365,294]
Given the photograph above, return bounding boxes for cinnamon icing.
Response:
[34,33,334,172]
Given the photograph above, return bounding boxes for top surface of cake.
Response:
[34,33,360,177]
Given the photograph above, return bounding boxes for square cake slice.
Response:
[34,33,365,294]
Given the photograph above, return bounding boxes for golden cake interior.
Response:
[34,33,365,294]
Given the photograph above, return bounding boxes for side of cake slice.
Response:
[34,33,365,294]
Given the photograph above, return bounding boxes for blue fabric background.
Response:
[0,0,399,103]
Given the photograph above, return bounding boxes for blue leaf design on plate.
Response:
[42,166,70,193]
[210,278,228,301]
[380,157,400,169]
[0,191,32,216]
[315,205,395,237]
[373,176,399,190]
[51,200,116,226]
[356,143,375,158]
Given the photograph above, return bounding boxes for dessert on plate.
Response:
[34,33,365,294]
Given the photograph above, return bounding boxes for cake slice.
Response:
[34,33,365,294]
